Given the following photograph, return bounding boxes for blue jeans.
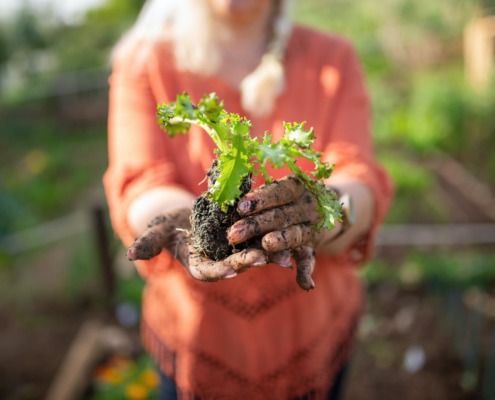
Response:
[159,364,348,400]
[159,370,178,400]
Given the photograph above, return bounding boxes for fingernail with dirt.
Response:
[127,248,137,261]
[248,252,268,267]
[227,224,245,244]
[268,251,292,268]
[223,271,238,279]
[277,257,293,268]
[252,260,267,267]
[237,201,252,214]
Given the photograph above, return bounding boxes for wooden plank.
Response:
[427,153,495,222]
[91,205,116,314]
[45,320,103,400]
[45,321,135,400]
[0,211,89,255]
[376,223,495,246]
[464,16,495,90]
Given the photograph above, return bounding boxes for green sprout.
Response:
[157,92,341,231]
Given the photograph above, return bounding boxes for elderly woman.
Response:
[103,0,393,398]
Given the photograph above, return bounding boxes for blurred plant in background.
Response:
[363,250,495,291]
[92,354,159,400]
[0,0,145,239]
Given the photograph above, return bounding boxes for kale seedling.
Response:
[157,92,341,260]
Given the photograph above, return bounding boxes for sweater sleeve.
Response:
[322,41,393,264]
[103,48,183,248]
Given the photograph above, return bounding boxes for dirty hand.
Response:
[126,208,268,282]
[227,176,324,290]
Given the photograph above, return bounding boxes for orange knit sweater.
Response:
[104,25,393,399]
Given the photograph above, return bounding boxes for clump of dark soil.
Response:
[191,161,253,260]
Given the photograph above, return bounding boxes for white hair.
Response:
[113,0,293,117]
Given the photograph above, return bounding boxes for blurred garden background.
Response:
[1,0,495,399]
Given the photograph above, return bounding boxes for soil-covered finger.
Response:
[262,224,317,252]
[187,247,266,280]
[127,215,176,261]
[187,244,238,281]
[267,249,293,268]
[127,209,191,261]
[225,248,267,272]
[237,176,306,215]
[292,246,316,291]
[227,202,319,245]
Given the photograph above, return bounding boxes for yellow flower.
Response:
[140,369,160,388]
[125,383,150,400]
[93,366,124,385]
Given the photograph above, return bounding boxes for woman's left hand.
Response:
[227,176,330,290]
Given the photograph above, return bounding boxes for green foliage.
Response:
[17,152,85,214]
[403,72,468,152]
[0,121,107,232]
[10,7,48,50]
[363,250,495,290]
[257,124,339,227]
[157,93,341,230]
[380,155,433,194]
[294,0,476,53]
[0,186,34,236]
[412,251,495,289]
[84,0,146,24]
[0,27,10,65]
[51,0,145,71]
[295,0,495,228]
[379,153,453,224]
[158,93,257,205]
[375,69,495,180]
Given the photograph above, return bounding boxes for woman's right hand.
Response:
[126,207,269,281]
